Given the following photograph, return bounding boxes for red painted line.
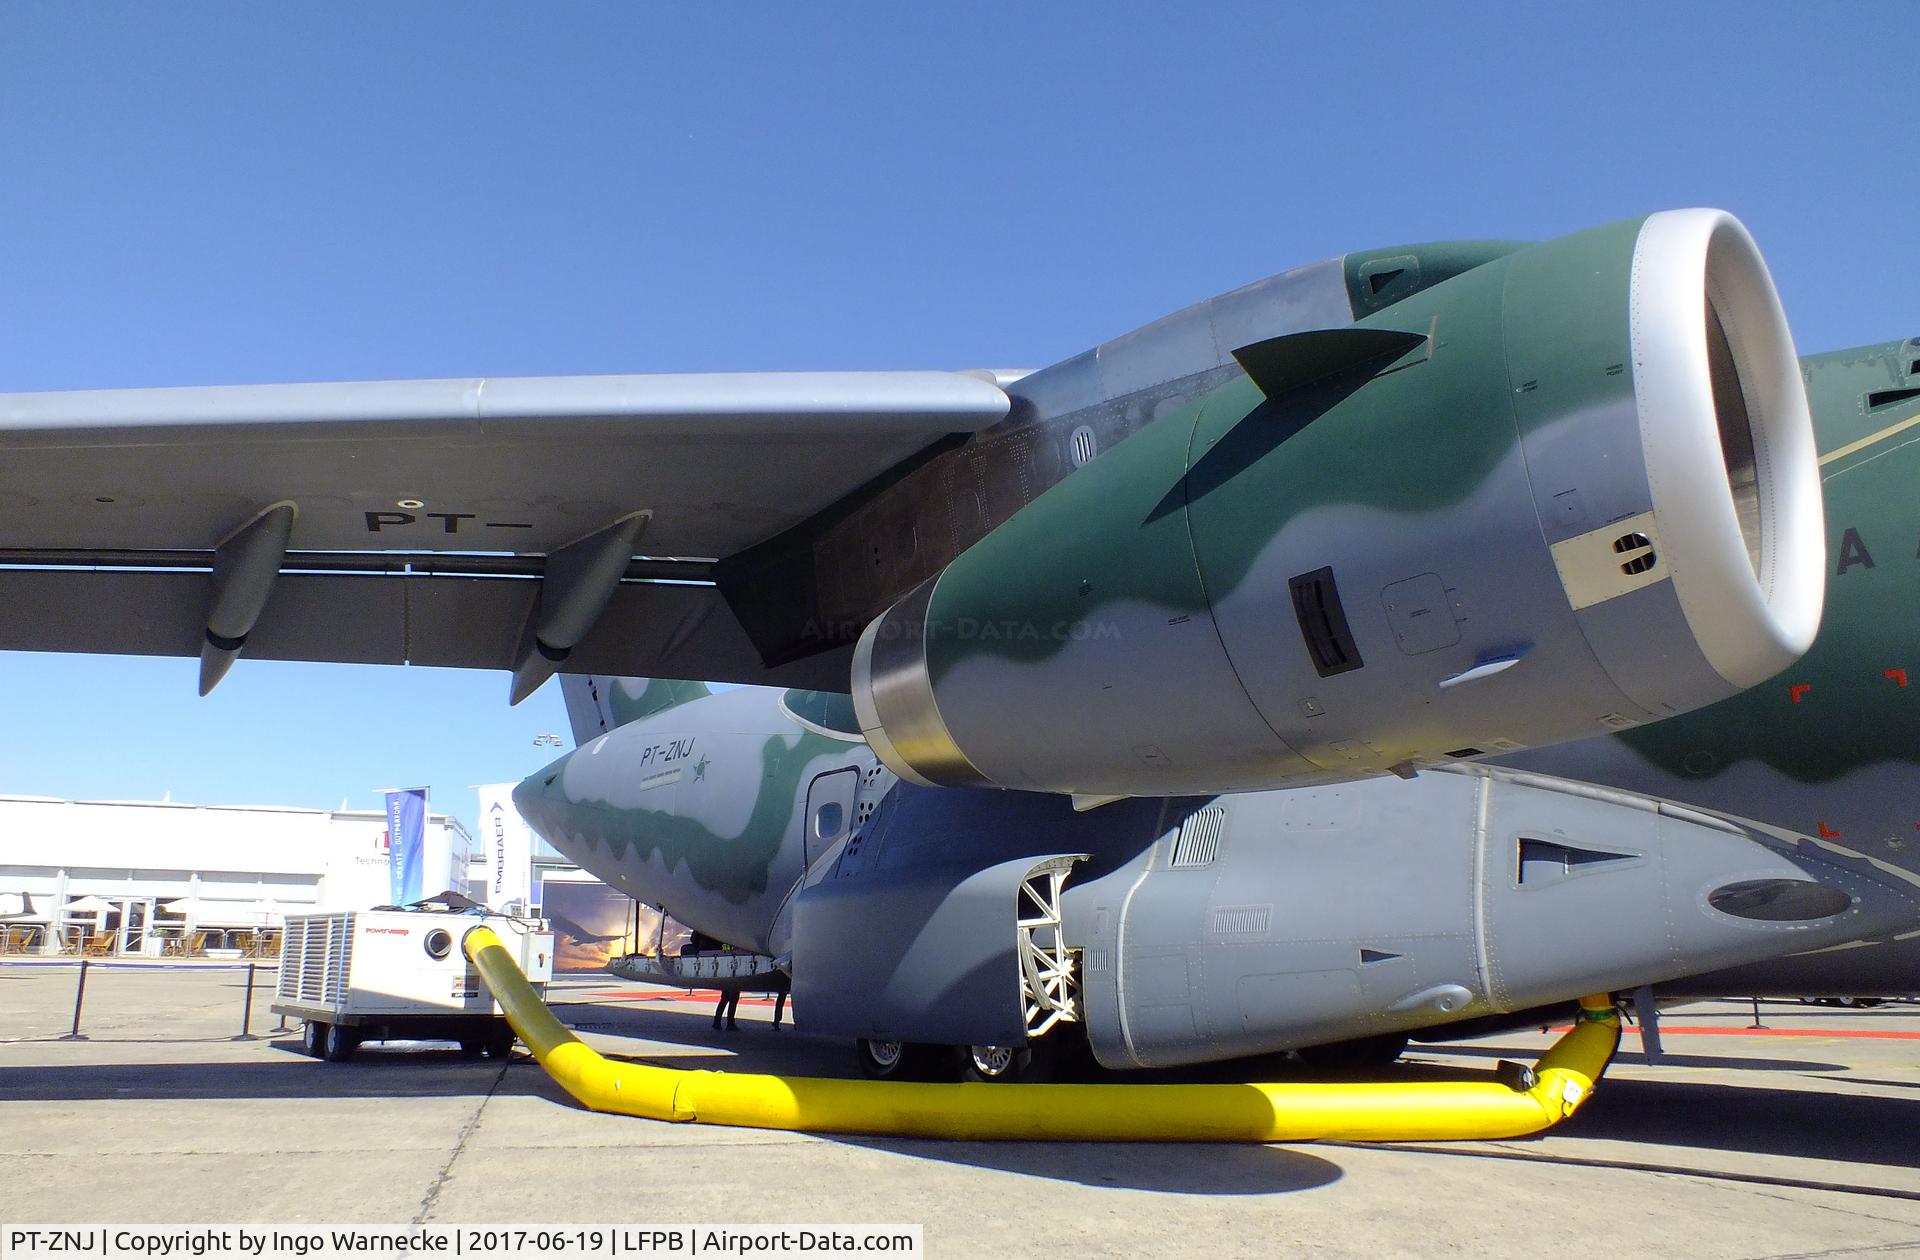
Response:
[1790,683,1812,703]
[1888,668,1909,687]
[1550,1024,1920,1041]
[1818,821,1843,839]
[590,989,781,1007]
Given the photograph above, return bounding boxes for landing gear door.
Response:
[804,768,860,871]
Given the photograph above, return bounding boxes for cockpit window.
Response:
[780,689,863,738]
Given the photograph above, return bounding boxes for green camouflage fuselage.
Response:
[516,683,875,955]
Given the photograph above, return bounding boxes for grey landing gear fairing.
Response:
[855,856,1085,1083]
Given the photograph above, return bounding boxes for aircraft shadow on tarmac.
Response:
[1419,1042,1849,1074]
[0,1044,547,1102]
[1809,1075,1920,1092]
[830,1135,1345,1195]
[1553,1076,1916,1172]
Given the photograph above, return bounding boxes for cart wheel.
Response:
[458,1037,484,1058]
[321,1022,359,1062]
[481,1026,516,1059]
[301,1021,323,1058]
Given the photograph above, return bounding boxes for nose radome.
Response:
[515,751,570,806]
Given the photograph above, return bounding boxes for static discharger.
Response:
[463,927,1622,1143]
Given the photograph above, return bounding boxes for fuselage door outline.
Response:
[803,767,861,872]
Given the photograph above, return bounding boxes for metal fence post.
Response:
[269,961,290,1032]
[232,962,258,1041]
[60,959,90,1040]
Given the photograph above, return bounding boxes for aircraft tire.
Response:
[954,1041,1053,1084]
[855,1038,936,1081]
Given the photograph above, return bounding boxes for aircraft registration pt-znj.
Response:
[5,208,1917,1082]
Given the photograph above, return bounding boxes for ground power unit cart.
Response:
[272,909,554,1062]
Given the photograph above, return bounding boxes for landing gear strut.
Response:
[1017,858,1081,1038]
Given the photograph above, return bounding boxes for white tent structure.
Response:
[160,896,284,928]
[0,795,474,955]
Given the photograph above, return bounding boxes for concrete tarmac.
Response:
[1,962,1917,1258]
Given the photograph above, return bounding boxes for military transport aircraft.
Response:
[3,209,1916,1080]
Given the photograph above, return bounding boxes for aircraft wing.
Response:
[0,371,1012,694]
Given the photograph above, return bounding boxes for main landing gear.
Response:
[854,1037,1058,1083]
[855,1038,938,1080]
[854,857,1082,1084]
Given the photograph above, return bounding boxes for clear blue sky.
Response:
[1,4,1911,830]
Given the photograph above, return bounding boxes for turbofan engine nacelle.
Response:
[854,209,1823,796]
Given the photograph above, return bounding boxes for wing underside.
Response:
[0,370,1008,694]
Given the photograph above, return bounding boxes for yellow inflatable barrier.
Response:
[465,926,1620,1142]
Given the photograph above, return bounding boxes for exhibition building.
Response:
[0,793,475,957]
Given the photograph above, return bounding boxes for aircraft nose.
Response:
[514,749,574,815]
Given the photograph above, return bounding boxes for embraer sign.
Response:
[476,784,532,910]
[492,803,507,895]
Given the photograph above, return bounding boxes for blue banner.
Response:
[385,787,428,906]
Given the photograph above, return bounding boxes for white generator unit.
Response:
[272,909,554,1062]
